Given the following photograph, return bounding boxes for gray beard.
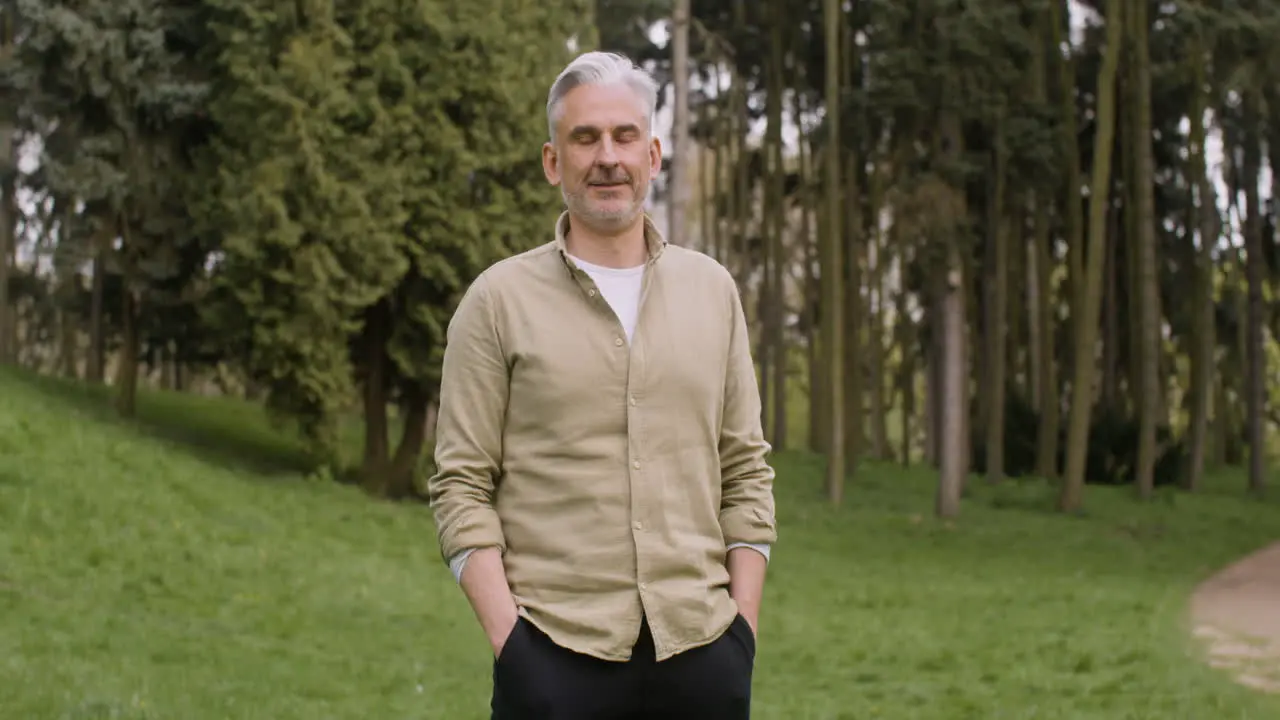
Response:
[562,185,647,229]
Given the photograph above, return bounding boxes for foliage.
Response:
[197,0,575,466]
[196,0,409,455]
[7,0,214,404]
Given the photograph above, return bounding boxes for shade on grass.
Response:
[1,367,1277,719]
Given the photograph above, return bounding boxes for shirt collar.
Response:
[553,210,667,271]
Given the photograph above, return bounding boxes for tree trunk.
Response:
[115,285,140,418]
[1059,0,1123,512]
[667,0,690,245]
[1029,0,1059,472]
[1007,209,1027,402]
[59,297,79,378]
[387,382,431,500]
[89,237,107,383]
[985,115,1009,484]
[1052,0,1085,390]
[361,298,392,484]
[868,173,889,460]
[729,0,750,289]
[798,122,822,454]
[711,65,727,262]
[936,103,969,517]
[1130,0,1159,499]
[822,0,845,502]
[1029,3,1057,480]
[1232,246,1248,467]
[937,260,967,518]
[1241,90,1266,496]
[765,0,788,451]
[0,127,12,366]
[699,100,713,257]
[1122,67,1141,419]
[0,136,11,363]
[114,218,139,419]
[899,271,915,466]
[1102,204,1120,409]
[841,19,862,474]
[1032,194,1058,479]
[0,10,12,366]
[925,295,942,467]
[1185,29,1214,492]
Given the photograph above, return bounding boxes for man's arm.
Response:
[727,547,768,633]
[426,274,518,656]
[717,275,778,635]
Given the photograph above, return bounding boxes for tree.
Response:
[200,0,577,492]
[1060,0,1124,512]
[821,0,844,503]
[12,0,209,416]
[1130,0,1160,499]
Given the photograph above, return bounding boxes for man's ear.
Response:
[542,142,561,186]
[649,136,662,177]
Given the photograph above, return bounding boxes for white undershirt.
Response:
[569,254,645,342]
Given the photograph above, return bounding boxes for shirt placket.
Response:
[566,251,661,651]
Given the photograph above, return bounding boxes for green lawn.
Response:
[1,367,1278,719]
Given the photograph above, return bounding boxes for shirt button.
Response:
[629,395,636,406]
[633,460,640,470]
[615,337,624,346]
[639,583,647,591]
[633,520,643,530]
[588,289,596,297]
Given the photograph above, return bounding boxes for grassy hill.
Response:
[1,367,1278,719]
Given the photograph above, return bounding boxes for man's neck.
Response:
[564,215,648,269]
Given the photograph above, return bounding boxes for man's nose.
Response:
[596,137,619,165]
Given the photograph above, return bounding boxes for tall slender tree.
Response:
[822,0,845,503]
[1131,0,1160,499]
[668,0,690,245]
[1060,0,1124,512]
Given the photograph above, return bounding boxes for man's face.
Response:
[542,82,661,232]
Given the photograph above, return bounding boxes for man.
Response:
[427,50,777,720]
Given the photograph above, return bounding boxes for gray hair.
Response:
[546,51,659,144]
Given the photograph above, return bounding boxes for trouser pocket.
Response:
[728,613,756,662]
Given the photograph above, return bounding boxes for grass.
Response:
[1,367,1278,719]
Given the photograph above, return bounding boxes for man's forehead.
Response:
[558,83,649,128]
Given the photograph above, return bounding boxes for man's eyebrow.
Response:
[568,124,642,135]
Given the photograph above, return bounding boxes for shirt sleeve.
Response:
[427,274,510,564]
[716,273,778,548]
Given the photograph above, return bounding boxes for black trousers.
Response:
[490,613,755,719]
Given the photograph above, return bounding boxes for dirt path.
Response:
[1190,542,1280,694]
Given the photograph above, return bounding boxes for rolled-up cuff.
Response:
[719,506,777,547]
[437,508,506,564]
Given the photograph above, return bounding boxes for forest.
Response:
[1,0,1278,511]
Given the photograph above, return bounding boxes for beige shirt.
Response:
[427,211,778,662]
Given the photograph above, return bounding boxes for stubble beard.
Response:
[563,180,647,232]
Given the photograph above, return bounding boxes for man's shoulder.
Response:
[659,244,735,287]
[468,241,560,295]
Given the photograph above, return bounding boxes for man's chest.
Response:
[587,270,643,342]
[499,271,733,438]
